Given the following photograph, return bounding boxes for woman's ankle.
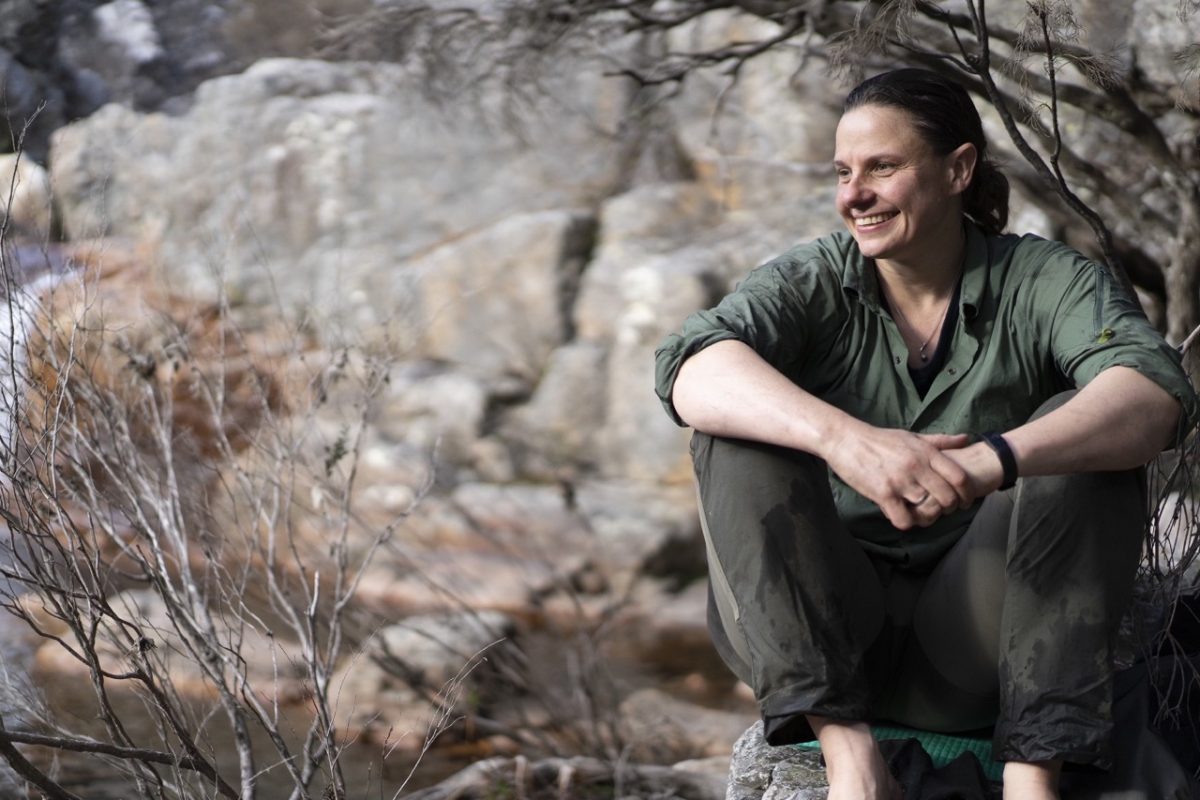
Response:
[808,716,900,800]
[1002,759,1062,800]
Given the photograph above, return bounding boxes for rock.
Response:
[0,0,40,44]
[395,494,482,549]
[0,46,66,160]
[574,481,702,579]
[575,184,726,344]
[660,9,846,244]
[673,756,734,800]
[330,609,517,743]
[452,482,586,548]
[94,0,163,65]
[0,0,244,158]
[500,341,608,478]
[1130,0,1200,102]
[403,210,597,389]
[612,579,723,676]
[50,57,627,337]
[674,754,733,780]
[729,721,829,800]
[580,250,716,482]
[355,548,558,620]
[620,687,757,760]
[668,10,843,166]
[692,159,841,239]
[49,103,180,240]
[596,181,725,259]
[0,153,53,239]
[371,610,517,689]
[375,364,489,465]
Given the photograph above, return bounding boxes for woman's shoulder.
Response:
[749,230,861,285]
[987,230,1091,276]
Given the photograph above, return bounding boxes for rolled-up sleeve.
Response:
[654,255,828,426]
[1044,250,1200,440]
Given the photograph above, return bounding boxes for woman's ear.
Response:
[948,142,978,195]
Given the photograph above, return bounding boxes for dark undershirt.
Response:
[882,280,962,399]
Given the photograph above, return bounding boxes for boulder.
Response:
[354,548,558,621]
[0,153,53,239]
[0,47,66,160]
[499,341,608,478]
[401,210,597,390]
[573,179,838,485]
[620,687,757,760]
[330,609,517,743]
[369,610,517,690]
[673,755,733,800]
[450,481,590,555]
[575,183,726,344]
[592,252,714,483]
[610,579,725,677]
[573,481,703,578]
[374,364,490,466]
[728,721,829,800]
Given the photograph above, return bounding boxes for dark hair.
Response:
[844,68,1009,235]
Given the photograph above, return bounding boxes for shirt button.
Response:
[894,356,902,365]
[948,368,957,375]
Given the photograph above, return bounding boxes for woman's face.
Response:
[833,104,975,269]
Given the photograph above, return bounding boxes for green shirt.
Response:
[655,223,1199,569]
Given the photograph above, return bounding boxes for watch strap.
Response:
[980,432,1018,490]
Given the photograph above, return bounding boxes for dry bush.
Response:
[0,238,421,800]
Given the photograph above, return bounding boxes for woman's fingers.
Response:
[827,425,977,529]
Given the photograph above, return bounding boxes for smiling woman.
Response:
[654,68,1198,800]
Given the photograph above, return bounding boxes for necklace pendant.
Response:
[919,344,929,362]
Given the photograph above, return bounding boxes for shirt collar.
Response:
[841,220,989,321]
[960,221,988,321]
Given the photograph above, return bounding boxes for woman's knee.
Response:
[692,432,829,498]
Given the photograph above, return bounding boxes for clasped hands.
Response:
[824,425,1007,530]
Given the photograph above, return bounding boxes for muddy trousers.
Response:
[694,408,1146,766]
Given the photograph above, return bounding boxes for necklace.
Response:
[886,292,952,363]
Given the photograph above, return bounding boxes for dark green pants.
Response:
[694,400,1146,767]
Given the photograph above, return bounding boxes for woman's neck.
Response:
[875,224,966,308]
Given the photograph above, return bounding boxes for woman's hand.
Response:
[822,423,973,529]
[935,441,1006,499]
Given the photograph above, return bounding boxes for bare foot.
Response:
[1002,760,1061,800]
[809,716,903,800]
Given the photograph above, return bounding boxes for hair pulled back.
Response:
[844,68,1009,235]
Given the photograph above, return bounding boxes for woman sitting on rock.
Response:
[654,68,1198,800]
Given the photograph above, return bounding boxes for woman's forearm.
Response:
[671,339,857,459]
[1005,366,1182,476]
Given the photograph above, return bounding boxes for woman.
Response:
[654,69,1198,800]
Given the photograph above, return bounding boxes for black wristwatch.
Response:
[980,432,1018,490]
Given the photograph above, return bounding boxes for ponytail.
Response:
[965,160,1009,235]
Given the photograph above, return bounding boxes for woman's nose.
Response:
[838,175,872,207]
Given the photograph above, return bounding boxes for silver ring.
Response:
[910,491,930,506]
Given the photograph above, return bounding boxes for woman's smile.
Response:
[854,212,899,228]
